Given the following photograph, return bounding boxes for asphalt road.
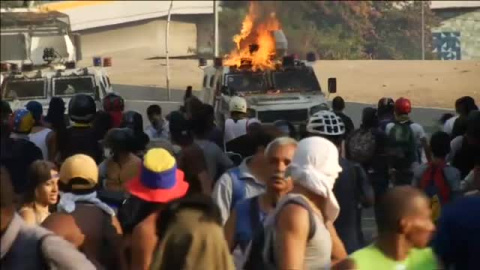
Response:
[114,84,453,244]
[115,84,453,132]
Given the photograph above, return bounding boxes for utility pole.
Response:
[421,1,425,60]
[214,0,219,57]
[166,0,173,101]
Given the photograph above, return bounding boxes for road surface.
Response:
[115,84,453,133]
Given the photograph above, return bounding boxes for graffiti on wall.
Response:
[433,32,461,60]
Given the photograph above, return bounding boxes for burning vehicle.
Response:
[201,2,337,127]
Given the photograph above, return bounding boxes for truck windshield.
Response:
[225,73,268,93]
[273,69,321,92]
[53,76,95,97]
[2,78,47,100]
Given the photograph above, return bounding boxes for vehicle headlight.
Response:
[310,104,328,115]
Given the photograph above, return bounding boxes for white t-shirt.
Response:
[443,116,458,135]
[224,118,260,143]
[28,128,52,160]
[386,122,427,164]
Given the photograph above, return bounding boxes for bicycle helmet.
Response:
[377,97,394,114]
[306,110,345,136]
[9,109,35,134]
[229,96,247,113]
[394,97,412,115]
[68,94,96,123]
[274,120,297,138]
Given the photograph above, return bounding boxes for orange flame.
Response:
[224,2,281,71]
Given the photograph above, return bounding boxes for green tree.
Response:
[219,1,439,60]
[366,1,439,59]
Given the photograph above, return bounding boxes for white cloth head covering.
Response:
[286,137,342,221]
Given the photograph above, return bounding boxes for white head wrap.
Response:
[286,137,342,221]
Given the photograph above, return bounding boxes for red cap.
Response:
[395,97,412,115]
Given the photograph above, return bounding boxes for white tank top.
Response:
[224,118,260,143]
[29,128,52,160]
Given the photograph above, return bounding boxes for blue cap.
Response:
[26,101,43,123]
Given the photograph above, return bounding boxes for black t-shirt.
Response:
[61,126,103,164]
[451,116,468,140]
[225,134,257,159]
[452,138,477,179]
[1,137,43,194]
[333,158,373,254]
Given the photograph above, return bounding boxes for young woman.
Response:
[19,160,59,225]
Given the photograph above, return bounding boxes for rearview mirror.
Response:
[328,78,337,94]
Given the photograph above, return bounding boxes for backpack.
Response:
[229,167,247,211]
[419,162,451,221]
[387,121,416,170]
[234,196,263,252]
[347,129,377,164]
[243,199,317,270]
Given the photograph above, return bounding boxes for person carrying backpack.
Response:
[413,131,461,221]
[377,97,395,133]
[386,97,432,186]
[224,137,297,268]
[212,126,281,225]
[348,107,390,207]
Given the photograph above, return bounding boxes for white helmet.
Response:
[229,96,247,113]
[307,110,345,136]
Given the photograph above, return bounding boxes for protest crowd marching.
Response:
[0,88,479,270]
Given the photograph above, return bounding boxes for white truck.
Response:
[200,31,337,129]
[0,8,113,113]
[1,65,113,113]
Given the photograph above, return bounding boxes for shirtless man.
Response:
[42,154,126,270]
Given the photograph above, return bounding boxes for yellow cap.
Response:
[144,148,176,173]
[60,154,99,190]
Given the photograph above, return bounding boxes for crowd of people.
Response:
[0,89,479,270]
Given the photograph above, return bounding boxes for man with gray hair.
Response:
[212,126,282,225]
[224,136,297,268]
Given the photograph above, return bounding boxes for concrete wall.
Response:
[195,15,214,56]
[76,15,206,59]
[433,9,480,60]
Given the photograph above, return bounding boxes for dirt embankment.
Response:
[314,60,479,109]
[94,53,479,109]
